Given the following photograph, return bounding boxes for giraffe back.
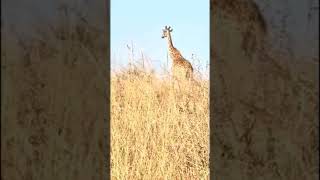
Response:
[172,58,193,81]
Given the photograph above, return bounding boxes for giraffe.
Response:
[161,26,194,81]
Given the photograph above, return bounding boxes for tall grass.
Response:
[111,62,209,179]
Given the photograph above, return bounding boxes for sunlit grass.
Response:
[111,64,209,179]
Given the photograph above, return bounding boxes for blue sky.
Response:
[111,0,209,74]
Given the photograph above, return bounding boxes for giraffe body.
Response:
[162,26,193,81]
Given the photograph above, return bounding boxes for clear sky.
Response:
[111,0,209,74]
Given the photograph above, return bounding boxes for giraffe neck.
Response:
[167,32,174,49]
[166,32,184,61]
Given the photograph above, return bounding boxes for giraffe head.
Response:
[161,25,173,39]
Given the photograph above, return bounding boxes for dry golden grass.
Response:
[111,66,209,179]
